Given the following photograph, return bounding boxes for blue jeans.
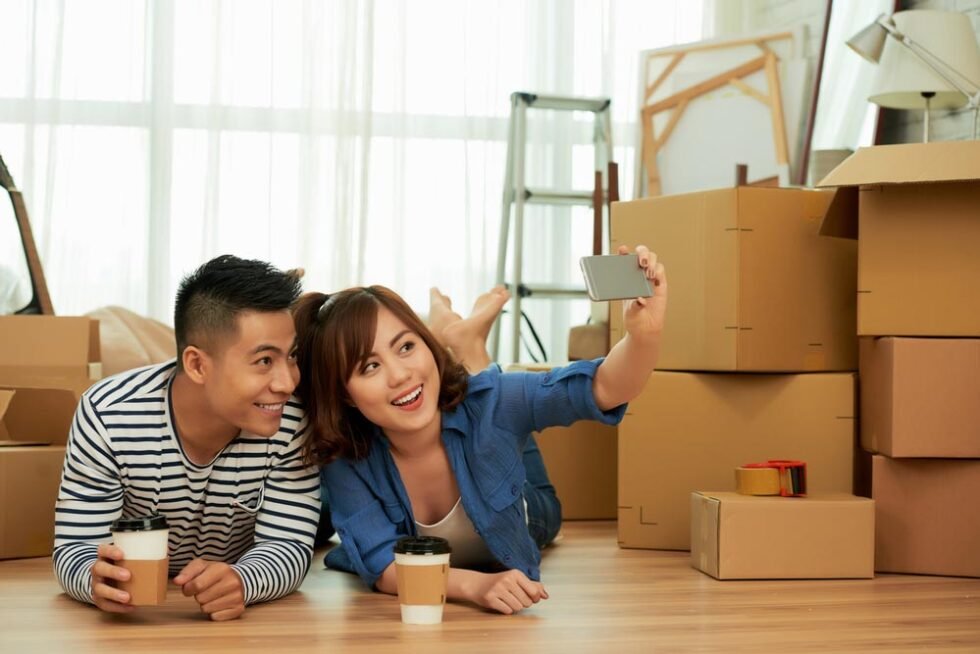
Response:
[314,434,562,550]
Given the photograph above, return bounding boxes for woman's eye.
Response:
[400,340,415,354]
[360,361,379,374]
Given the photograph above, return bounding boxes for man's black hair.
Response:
[174,255,302,370]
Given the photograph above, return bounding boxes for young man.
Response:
[53,255,320,621]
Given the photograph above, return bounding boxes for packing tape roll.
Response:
[735,466,781,496]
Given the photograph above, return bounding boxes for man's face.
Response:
[201,310,299,437]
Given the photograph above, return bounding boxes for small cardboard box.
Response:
[860,337,980,458]
[873,456,980,577]
[610,186,857,372]
[818,141,980,336]
[0,315,101,559]
[619,371,856,551]
[690,491,875,579]
[509,363,617,519]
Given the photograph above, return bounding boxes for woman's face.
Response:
[344,306,441,441]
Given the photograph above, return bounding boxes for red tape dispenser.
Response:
[735,460,807,497]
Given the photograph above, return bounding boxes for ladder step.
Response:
[514,92,611,113]
[516,284,588,299]
[524,188,595,206]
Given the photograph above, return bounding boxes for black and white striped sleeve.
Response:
[231,424,321,605]
[52,393,124,604]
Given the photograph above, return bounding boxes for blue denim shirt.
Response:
[321,358,626,588]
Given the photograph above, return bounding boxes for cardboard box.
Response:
[818,142,980,336]
[860,337,980,458]
[610,186,857,372]
[619,371,855,551]
[691,491,875,579]
[0,444,67,559]
[0,316,101,559]
[0,316,101,393]
[536,421,617,520]
[873,456,980,577]
[508,363,617,520]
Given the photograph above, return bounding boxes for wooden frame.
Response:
[0,154,54,315]
[637,32,797,197]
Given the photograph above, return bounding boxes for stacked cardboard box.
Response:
[611,186,860,553]
[819,142,980,577]
[0,316,101,559]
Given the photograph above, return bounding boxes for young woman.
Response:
[295,246,666,614]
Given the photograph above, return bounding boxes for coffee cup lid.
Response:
[111,514,168,532]
[394,536,452,555]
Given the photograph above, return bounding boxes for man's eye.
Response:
[256,356,272,366]
[287,350,298,362]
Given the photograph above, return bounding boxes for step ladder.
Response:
[490,92,615,362]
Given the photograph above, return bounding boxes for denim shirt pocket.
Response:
[486,459,527,512]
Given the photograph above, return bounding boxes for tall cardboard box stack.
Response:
[819,142,980,577]
[0,316,101,559]
[611,186,860,553]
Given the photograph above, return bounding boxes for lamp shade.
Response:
[869,10,980,110]
[846,14,889,64]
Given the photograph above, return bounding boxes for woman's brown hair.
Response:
[294,286,469,465]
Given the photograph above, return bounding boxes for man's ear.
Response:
[182,345,210,385]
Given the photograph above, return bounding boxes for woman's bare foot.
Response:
[441,285,509,354]
[428,286,509,372]
[428,287,464,348]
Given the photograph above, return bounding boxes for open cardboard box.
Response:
[0,315,101,559]
[610,186,857,372]
[818,141,980,337]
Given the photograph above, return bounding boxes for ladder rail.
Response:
[492,91,613,363]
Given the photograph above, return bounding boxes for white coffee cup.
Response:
[110,514,170,606]
[393,536,452,625]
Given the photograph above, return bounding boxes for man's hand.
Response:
[91,543,134,613]
[465,569,549,615]
[174,559,245,621]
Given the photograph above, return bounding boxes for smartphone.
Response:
[579,254,653,302]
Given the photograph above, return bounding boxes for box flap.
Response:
[818,187,858,239]
[817,142,980,188]
[0,387,77,446]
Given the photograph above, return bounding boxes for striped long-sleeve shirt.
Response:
[53,360,321,606]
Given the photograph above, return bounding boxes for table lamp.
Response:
[847,9,980,142]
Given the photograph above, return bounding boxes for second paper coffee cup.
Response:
[393,536,452,624]
[110,514,169,606]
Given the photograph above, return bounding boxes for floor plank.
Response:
[1,522,978,653]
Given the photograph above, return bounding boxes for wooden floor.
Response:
[1,522,979,653]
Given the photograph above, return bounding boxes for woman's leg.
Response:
[428,286,561,547]
[522,434,562,549]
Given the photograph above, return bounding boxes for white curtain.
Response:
[0,0,703,362]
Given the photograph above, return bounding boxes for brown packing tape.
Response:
[735,466,781,496]
[395,563,449,606]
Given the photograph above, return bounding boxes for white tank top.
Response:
[415,498,496,569]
